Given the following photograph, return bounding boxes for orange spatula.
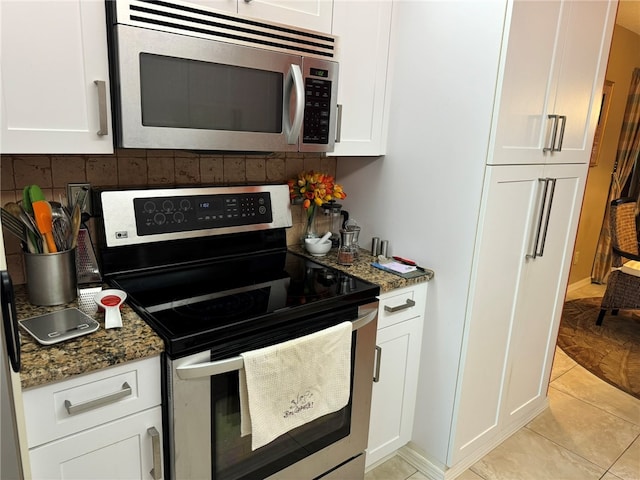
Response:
[32,200,57,253]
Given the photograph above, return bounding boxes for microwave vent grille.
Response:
[119,0,337,59]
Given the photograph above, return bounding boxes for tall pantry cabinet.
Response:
[337,0,616,476]
[449,0,616,467]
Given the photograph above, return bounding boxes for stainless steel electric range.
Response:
[93,184,380,480]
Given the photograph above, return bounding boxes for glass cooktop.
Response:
[109,252,379,358]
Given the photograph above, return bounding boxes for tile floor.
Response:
[366,283,640,480]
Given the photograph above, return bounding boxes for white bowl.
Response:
[304,238,332,256]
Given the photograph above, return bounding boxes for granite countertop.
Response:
[16,247,432,390]
[287,245,433,293]
[15,285,164,390]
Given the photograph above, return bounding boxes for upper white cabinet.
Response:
[490,0,616,165]
[0,0,113,154]
[329,0,392,157]
[191,0,333,33]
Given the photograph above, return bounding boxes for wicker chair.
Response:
[596,198,640,325]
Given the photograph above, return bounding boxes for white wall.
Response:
[337,0,507,464]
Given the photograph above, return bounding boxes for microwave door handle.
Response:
[285,64,305,145]
[175,308,377,380]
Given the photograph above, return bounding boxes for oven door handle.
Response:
[175,308,378,380]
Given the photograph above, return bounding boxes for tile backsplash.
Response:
[1,149,338,283]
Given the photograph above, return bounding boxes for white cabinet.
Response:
[23,357,163,480]
[366,283,427,468]
[28,408,163,480]
[330,0,392,157]
[190,0,333,32]
[490,0,616,165]
[0,0,113,154]
[450,163,586,463]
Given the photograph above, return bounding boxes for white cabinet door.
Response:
[29,407,163,480]
[450,163,586,464]
[182,0,333,32]
[503,163,586,427]
[450,164,545,464]
[0,0,113,154]
[549,0,615,163]
[329,0,392,157]
[239,0,333,33]
[367,315,422,468]
[490,0,615,166]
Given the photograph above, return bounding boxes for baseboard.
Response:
[398,399,550,480]
[567,277,593,292]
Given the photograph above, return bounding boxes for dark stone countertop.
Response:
[16,248,432,390]
[288,245,433,293]
[15,285,164,390]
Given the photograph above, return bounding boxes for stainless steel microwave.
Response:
[106,0,339,152]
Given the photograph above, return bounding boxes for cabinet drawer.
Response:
[377,284,427,329]
[23,356,161,448]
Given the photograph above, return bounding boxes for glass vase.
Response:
[301,205,319,242]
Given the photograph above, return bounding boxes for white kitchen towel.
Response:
[239,321,352,451]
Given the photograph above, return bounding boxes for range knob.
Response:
[143,201,156,213]
[173,211,185,223]
[153,212,166,225]
[162,200,174,212]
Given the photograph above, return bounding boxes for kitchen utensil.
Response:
[4,201,42,252]
[337,229,358,265]
[70,202,82,249]
[0,208,28,246]
[32,200,57,253]
[308,231,332,245]
[19,308,99,345]
[69,186,88,249]
[24,248,77,305]
[304,237,332,256]
[321,201,349,247]
[94,289,127,329]
[50,201,72,251]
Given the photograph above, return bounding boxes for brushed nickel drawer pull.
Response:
[373,345,382,383]
[94,80,109,136]
[384,298,415,313]
[148,426,162,480]
[64,382,132,415]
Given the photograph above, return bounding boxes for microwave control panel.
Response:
[133,192,273,235]
[303,68,332,144]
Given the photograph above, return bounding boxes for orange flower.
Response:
[288,170,347,210]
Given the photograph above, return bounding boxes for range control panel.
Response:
[133,192,273,235]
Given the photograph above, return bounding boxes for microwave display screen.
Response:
[139,53,283,133]
[310,68,329,78]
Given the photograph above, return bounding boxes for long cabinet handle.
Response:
[543,114,559,153]
[537,178,556,257]
[147,427,162,480]
[555,115,567,152]
[64,382,132,415]
[94,80,108,136]
[335,104,343,143]
[373,345,382,383]
[527,178,556,259]
[384,298,415,313]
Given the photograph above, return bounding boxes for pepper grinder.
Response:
[337,229,357,265]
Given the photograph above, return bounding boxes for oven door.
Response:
[166,303,378,480]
